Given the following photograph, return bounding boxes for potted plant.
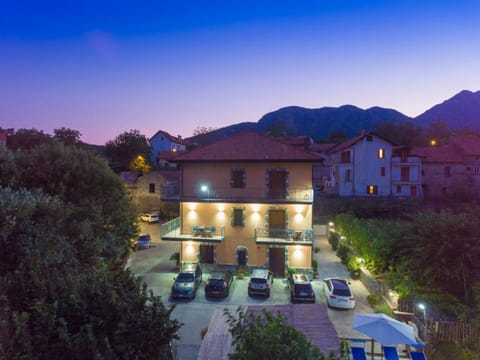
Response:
[170,252,180,268]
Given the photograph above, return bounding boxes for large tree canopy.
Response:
[0,144,181,359]
[105,129,151,173]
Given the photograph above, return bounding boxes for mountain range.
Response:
[190,90,480,143]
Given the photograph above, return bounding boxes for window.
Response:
[344,169,351,182]
[445,166,451,178]
[378,148,385,159]
[341,150,351,163]
[231,208,245,227]
[367,185,378,195]
[400,151,408,161]
[149,183,155,193]
[231,168,246,188]
[366,135,373,142]
[380,167,386,177]
[401,167,410,181]
[396,185,401,193]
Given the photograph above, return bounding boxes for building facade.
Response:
[149,130,189,167]
[161,131,321,275]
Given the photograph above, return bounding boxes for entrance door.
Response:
[268,170,287,199]
[199,245,214,264]
[237,247,247,266]
[269,209,286,238]
[269,248,285,276]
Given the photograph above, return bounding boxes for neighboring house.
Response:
[413,136,480,199]
[0,130,6,147]
[149,130,190,167]
[314,132,422,198]
[161,131,322,275]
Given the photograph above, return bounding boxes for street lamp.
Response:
[418,303,427,341]
[201,185,209,199]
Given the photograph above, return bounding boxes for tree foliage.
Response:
[224,307,348,360]
[0,144,181,358]
[53,127,82,146]
[105,129,151,172]
[3,128,54,150]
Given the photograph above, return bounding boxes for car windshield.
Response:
[333,288,351,297]
[251,278,266,284]
[208,279,225,286]
[138,235,150,242]
[177,273,194,282]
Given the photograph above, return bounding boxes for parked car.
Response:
[323,278,356,309]
[134,233,151,250]
[248,269,273,297]
[205,270,234,298]
[140,212,160,223]
[171,264,203,299]
[288,273,315,303]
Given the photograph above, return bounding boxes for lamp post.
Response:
[201,185,210,200]
[418,303,427,341]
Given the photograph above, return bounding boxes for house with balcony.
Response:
[149,130,190,167]
[413,136,480,199]
[160,131,322,275]
[316,132,422,198]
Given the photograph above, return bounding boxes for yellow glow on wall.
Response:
[186,242,194,254]
[187,209,198,221]
[295,205,304,213]
[188,203,196,211]
[217,204,225,212]
[294,213,303,223]
[251,212,260,224]
[251,204,260,212]
[217,211,226,221]
[293,248,303,259]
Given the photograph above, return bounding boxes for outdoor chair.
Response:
[383,346,400,360]
[410,351,427,360]
[192,225,200,237]
[350,347,368,360]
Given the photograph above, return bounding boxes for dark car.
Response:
[248,269,274,297]
[205,270,234,298]
[288,273,315,303]
[134,233,152,250]
[171,264,203,299]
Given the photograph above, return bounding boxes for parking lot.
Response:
[129,222,373,359]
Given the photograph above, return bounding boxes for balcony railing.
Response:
[160,183,313,203]
[161,218,225,242]
[254,228,314,245]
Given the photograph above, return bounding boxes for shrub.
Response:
[374,302,394,316]
[367,294,383,307]
[336,244,351,264]
[347,257,361,279]
[328,232,340,250]
[287,267,296,275]
[311,259,318,270]
[313,247,320,253]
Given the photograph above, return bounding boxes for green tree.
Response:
[224,307,348,360]
[105,129,152,172]
[53,127,82,146]
[192,126,217,145]
[0,145,181,358]
[4,128,53,150]
[328,129,347,143]
[12,142,136,269]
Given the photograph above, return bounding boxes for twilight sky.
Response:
[1,1,479,145]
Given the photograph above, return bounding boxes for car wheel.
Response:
[266,290,270,297]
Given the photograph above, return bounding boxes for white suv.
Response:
[248,269,274,297]
[140,212,160,223]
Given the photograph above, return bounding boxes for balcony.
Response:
[254,228,314,246]
[160,183,313,204]
[161,218,225,242]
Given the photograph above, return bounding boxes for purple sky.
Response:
[1,1,479,145]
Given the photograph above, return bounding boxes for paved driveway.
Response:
[129,223,373,359]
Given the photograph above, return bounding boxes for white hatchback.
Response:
[140,212,160,223]
[323,278,356,309]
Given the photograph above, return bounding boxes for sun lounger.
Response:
[410,351,427,360]
[350,346,368,360]
[383,346,400,360]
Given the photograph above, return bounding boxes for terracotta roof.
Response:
[149,130,191,146]
[412,144,465,163]
[328,131,393,153]
[309,143,337,153]
[280,136,314,147]
[171,131,322,162]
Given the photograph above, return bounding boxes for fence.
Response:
[430,320,480,344]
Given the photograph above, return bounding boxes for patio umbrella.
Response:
[353,313,417,345]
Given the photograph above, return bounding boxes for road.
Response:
[128,222,373,359]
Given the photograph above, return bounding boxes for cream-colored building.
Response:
[161,131,321,275]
